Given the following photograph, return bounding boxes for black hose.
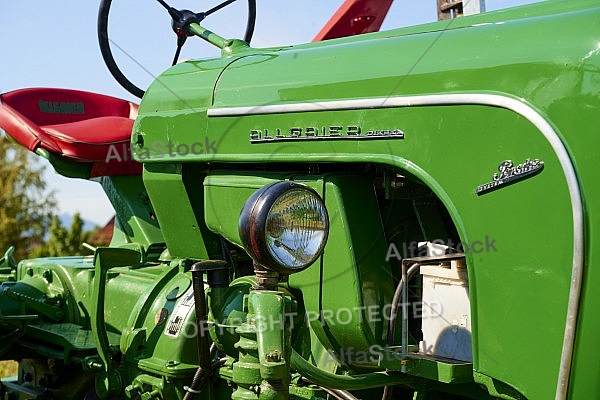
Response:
[183,263,213,400]
[183,366,205,400]
[182,351,226,399]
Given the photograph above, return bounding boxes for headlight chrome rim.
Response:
[239,181,329,274]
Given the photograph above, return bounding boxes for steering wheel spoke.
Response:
[172,35,187,66]
[98,0,256,98]
[155,0,171,12]
[205,0,238,17]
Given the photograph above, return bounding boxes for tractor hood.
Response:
[132,0,600,163]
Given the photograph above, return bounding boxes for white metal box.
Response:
[419,259,472,362]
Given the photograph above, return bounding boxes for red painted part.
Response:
[0,88,141,177]
[313,0,394,41]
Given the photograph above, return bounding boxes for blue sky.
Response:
[0,0,535,226]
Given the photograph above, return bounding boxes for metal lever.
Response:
[91,247,142,398]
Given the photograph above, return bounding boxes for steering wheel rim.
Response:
[98,0,256,99]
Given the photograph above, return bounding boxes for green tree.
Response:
[0,131,55,260]
[44,216,68,256]
[66,213,84,254]
[31,213,92,257]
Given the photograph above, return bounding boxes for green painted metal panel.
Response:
[2,0,599,398]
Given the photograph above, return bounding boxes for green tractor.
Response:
[0,0,598,399]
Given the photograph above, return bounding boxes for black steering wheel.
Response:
[98,0,256,98]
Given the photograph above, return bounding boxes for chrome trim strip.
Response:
[209,94,583,399]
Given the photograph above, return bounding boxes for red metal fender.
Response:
[313,0,394,41]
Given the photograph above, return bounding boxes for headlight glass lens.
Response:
[264,188,328,269]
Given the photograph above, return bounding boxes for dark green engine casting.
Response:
[0,1,599,399]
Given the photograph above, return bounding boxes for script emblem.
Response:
[476,159,544,195]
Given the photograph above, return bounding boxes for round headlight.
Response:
[239,181,329,274]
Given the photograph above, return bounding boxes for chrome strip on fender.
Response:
[209,94,583,400]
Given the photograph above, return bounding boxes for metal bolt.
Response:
[265,350,281,362]
[391,175,405,188]
[124,384,141,398]
[141,390,160,400]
